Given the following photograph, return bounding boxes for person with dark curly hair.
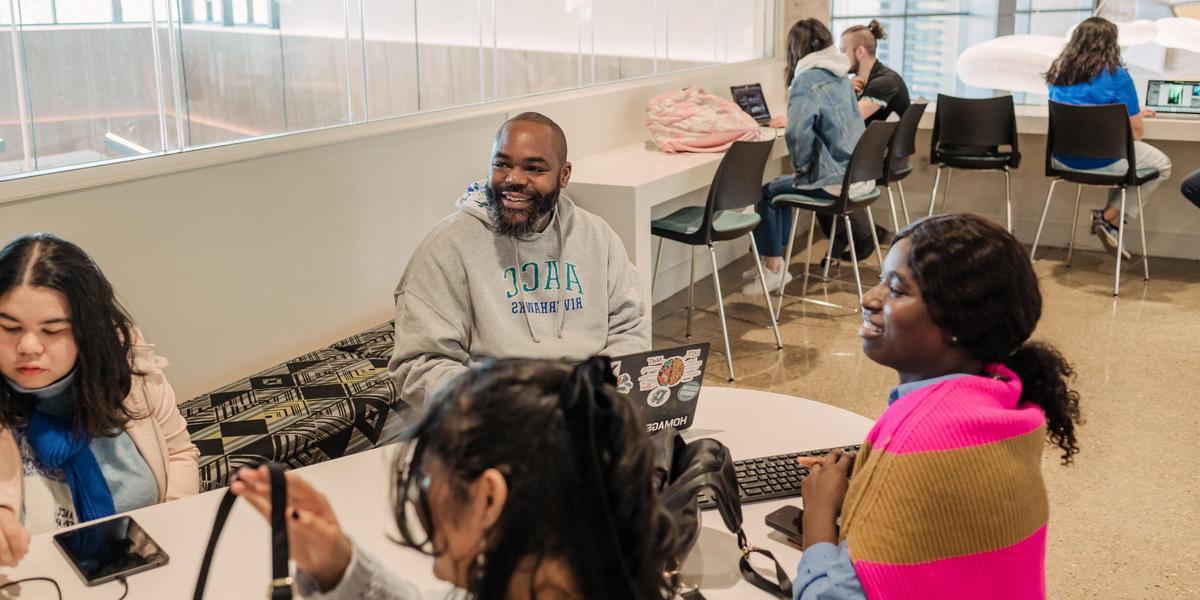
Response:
[793,214,1081,599]
[0,234,199,567]
[1045,16,1172,259]
[233,357,679,600]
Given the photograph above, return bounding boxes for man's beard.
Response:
[487,182,560,238]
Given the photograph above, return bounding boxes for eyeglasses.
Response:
[393,444,437,555]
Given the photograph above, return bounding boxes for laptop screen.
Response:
[731,83,772,125]
[611,343,710,433]
[1145,80,1200,114]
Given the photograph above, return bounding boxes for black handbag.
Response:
[652,428,793,599]
[193,462,294,600]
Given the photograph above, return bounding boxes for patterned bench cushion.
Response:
[180,332,408,491]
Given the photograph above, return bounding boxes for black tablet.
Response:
[53,516,169,586]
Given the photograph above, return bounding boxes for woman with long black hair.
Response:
[0,233,199,566]
[794,214,1082,599]
[233,357,678,599]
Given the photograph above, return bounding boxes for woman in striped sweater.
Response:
[794,213,1081,599]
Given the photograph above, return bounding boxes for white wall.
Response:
[0,59,787,400]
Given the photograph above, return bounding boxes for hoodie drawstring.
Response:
[554,212,566,340]
[513,239,541,343]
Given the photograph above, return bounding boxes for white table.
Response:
[916,102,1200,142]
[0,387,873,599]
[568,132,791,311]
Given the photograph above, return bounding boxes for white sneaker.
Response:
[742,264,785,280]
[742,268,792,296]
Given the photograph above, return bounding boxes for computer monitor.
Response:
[731,84,773,126]
[1145,80,1200,115]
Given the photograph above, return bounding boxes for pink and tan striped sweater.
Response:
[839,363,1049,599]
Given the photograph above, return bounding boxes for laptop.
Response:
[1145,80,1200,119]
[611,343,710,433]
[731,83,773,126]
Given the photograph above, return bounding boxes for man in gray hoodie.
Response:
[388,112,650,409]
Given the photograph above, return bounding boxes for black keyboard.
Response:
[698,444,861,510]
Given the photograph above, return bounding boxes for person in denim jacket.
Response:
[743,19,870,296]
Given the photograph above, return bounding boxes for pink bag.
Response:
[645,87,762,154]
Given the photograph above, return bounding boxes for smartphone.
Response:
[53,516,169,586]
[765,505,803,544]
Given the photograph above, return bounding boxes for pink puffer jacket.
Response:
[646,87,762,153]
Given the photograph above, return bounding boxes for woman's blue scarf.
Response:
[11,372,116,523]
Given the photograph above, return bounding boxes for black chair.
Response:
[1030,101,1156,297]
[650,140,783,382]
[927,94,1021,232]
[770,121,898,314]
[883,101,928,232]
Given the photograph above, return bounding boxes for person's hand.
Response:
[769,114,787,129]
[1141,107,1157,118]
[0,505,30,567]
[799,451,855,549]
[231,466,353,592]
[852,77,866,94]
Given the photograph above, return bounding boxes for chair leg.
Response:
[686,246,696,338]
[1114,189,1127,297]
[1066,185,1082,267]
[886,185,901,234]
[1003,168,1013,234]
[928,166,943,217]
[777,207,802,320]
[651,236,664,300]
[800,211,817,301]
[749,233,784,350]
[843,215,865,304]
[941,168,954,214]
[1030,179,1058,262]
[865,207,884,269]
[708,244,736,382]
[897,181,912,226]
[822,216,839,281]
[1137,186,1150,282]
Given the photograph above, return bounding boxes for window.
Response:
[831,0,1096,101]
[0,0,772,181]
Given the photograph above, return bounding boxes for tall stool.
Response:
[770,121,898,314]
[883,101,928,232]
[650,140,783,382]
[927,94,1021,232]
[1030,100,1157,297]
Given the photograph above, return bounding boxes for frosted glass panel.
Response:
[0,0,772,181]
[491,0,584,99]
[591,0,657,82]
[360,0,418,119]
[20,3,164,170]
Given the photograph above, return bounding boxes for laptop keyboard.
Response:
[697,444,862,510]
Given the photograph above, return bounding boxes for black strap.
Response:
[193,462,293,600]
[736,530,793,598]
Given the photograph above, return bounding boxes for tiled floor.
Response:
[652,236,1200,600]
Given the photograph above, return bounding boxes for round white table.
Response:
[677,387,874,598]
[0,387,873,599]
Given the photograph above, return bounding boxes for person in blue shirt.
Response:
[1045,16,1172,259]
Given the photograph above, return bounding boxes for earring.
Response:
[473,544,488,582]
[951,336,959,344]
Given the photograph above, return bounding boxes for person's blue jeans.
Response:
[753,175,838,257]
[1182,169,1200,210]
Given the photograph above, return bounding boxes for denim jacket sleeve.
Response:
[793,541,867,600]
[785,78,819,177]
